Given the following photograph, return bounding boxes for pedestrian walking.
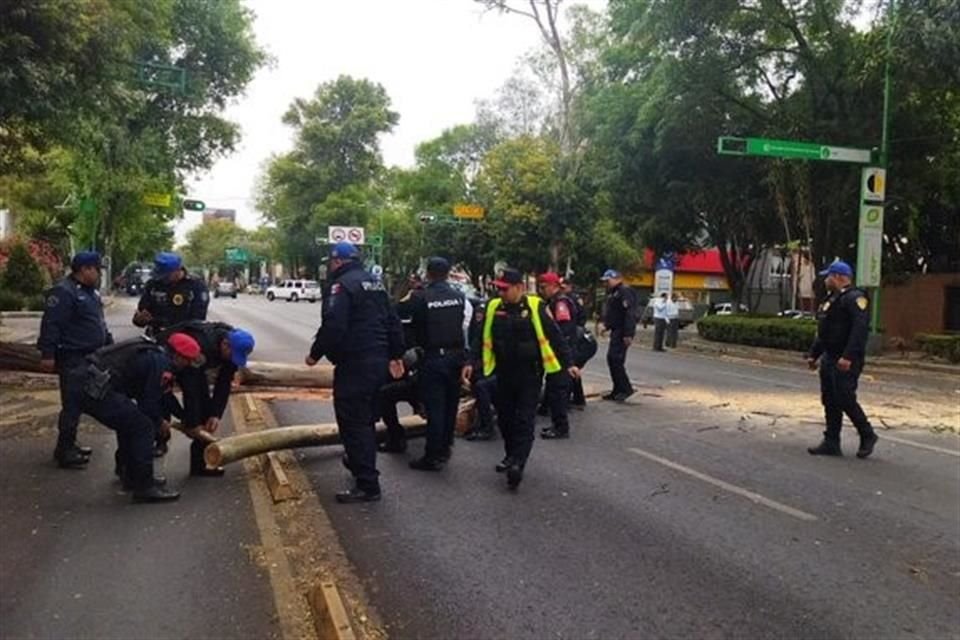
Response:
[537,272,578,439]
[38,251,114,468]
[600,269,638,401]
[652,292,668,351]
[58,333,202,502]
[405,257,473,471]
[155,320,255,476]
[666,293,680,348]
[466,268,577,490]
[306,242,405,503]
[806,260,878,459]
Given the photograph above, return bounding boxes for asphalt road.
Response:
[197,295,960,639]
[3,295,956,640]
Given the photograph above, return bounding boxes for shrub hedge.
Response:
[0,289,24,311]
[914,334,960,363]
[697,315,817,352]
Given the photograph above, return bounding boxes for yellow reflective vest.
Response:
[482,295,561,377]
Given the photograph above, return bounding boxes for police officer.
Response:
[464,299,498,442]
[405,257,472,471]
[133,252,209,334]
[306,242,405,503]
[38,251,114,468]
[562,279,589,409]
[466,268,577,490]
[377,347,423,454]
[156,321,255,475]
[59,333,202,502]
[806,261,879,458]
[537,272,578,439]
[600,269,638,401]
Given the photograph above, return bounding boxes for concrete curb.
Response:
[0,311,42,319]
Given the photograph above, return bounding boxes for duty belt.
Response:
[424,347,465,356]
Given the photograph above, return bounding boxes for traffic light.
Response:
[418,214,436,223]
[182,199,205,211]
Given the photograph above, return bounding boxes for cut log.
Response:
[206,415,426,468]
[0,342,46,374]
[238,361,334,388]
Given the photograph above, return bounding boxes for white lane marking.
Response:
[628,447,819,522]
[880,434,960,458]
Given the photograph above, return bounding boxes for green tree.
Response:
[181,219,249,270]
[0,242,46,295]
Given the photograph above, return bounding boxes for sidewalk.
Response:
[596,327,960,376]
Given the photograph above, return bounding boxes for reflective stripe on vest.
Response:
[482,295,561,377]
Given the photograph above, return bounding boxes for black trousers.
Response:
[544,370,571,433]
[419,353,463,460]
[473,374,497,433]
[495,369,543,466]
[62,371,155,489]
[606,331,632,395]
[570,376,586,406]
[378,376,419,446]
[653,318,667,351]
[666,319,679,348]
[819,354,874,443]
[334,357,388,494]
[54,352,89,454]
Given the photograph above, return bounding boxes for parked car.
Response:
[777,309,815,320]
[265,279,321,302]
[713,302,750,316]
[214,281,237,299]
[640,296,695,328]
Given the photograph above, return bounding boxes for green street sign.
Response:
[717,137,872,163]
[225,247,249,263]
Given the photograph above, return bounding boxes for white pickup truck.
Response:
[265,279,321,303]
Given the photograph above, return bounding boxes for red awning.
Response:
[643,248,731,274]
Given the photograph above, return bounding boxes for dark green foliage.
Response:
[697,315,817,352]
[0,243,45,295]
[0,289,24,311]
[914,334,960,363]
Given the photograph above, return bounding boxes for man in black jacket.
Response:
[306,242,405,503]
[537,272,578,439]
[600,269,638,402]
[806,261,878,459]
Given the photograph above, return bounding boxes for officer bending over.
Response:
[38,251,114,468]
[60,333,202,502]
[306,242,405,503]
[156,321,255,475]
[807,261,878,459]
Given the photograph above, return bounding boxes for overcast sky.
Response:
[179,0,604,241]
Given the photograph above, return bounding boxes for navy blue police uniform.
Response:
[602,273,638,400]
[808,281,878,457]
[309,250,404,501]
[37,253,113,466]
[156,321,251,474]
[406,259,470,470]
[135,255,208,334]
[377,347,422,454]
[473,269,573,489]
[567,291,590,407]
[59,337,181,502]
[541,288,578,438]
[465,299,497,441]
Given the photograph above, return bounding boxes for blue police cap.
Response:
[329,242,360,260]
[70,251,102,271]
[819,260,853,277]
[227,329,255,368]
[426,256,451,274]
[154,252,183,275]
[600,269,622,280]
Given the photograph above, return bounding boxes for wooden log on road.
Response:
[238,361,334,388]
[205,415,427,467]
[0,342,46,374]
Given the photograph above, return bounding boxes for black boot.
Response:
[335,487,381,504]
[506,463,524,489]
[409,456,445,472]
[541,428,569,440]
[856,433,878,459]
[808,440,843,456]
[495,456,514,473]
[378,440,407,453]
[132,486,180,503]
[54,448,89,469]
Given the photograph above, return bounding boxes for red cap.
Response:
[538,272,562,285]
[167,333,201,360]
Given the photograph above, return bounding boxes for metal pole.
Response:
[871,0,896,336]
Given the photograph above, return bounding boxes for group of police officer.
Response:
[39,251,255,503]
[37,243,877,505]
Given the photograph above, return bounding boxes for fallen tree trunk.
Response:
[0,342,45,373]
[238,361,334,388]
[206,415,426,467]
